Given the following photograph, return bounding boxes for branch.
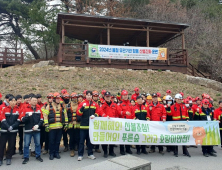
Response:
[0,22,9,27]
[0,32,14,36]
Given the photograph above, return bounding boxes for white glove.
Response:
[29,112,33,116]
[8,126,13,131]
[90,115,95,119]
[33,125,39,131]
[83,103,86,107]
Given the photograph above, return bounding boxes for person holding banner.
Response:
[118,90,133,155]
[77,91,100,161]
[194,99,217,157]
[148,93,166,154]
[167,93,191,157]
[214,100,222,148]
[132,95,150,155]
[99,91,120,158]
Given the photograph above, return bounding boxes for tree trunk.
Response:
[9,19,40,60]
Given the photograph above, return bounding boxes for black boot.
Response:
[54,153,61,159]
[49,155,54,160]
[6,159,11,165]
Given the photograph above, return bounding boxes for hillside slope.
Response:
[1,64,221,106]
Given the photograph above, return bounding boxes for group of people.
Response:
[0,87,221,166]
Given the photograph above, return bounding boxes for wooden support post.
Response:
[4,48,7,64]
[167,49,170,66]
[62,19,65,44]
[147,27,151,65]
[21,49,23,64]
[107,24,111,64]
[58,43,63,63]
[86,44,89,64]
[181,30,186,65]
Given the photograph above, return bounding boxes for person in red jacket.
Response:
[0,96,21,166]
[21,95,44,164]
[131,87,140,101]
[167,93,190,157]
[148,93,166,154]
[119,90,133,155]
[77,91,100,161]
[0,94,12,112]
[192,97,202,116]
[99,90,106,105]
[99,91,120,158]
[15,95,24,155]
[132,95,150,155]
[214,101,222,148]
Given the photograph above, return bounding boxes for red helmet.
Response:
[134,87,139,92]
[202,99,209,105]
[195,97,201,101]
[157,92,161,97]
[187,96,192,100]
[179,92,184,97]
[83,90,87,95]
[192,98,196,102]
[166,90,171,94]
[101,90,106,95]
[78,94,83,98]
[54,92,61,98]
[47,93,54,99]
[205,94,210,99]
[61,89,67,94]
[184,99,189,104]
[62,93,70,99]
[202,93,207,98]
[121,90,128,96]
[92,91,99,97]
[70,92,78,98]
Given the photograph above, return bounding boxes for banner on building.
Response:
[89,117,220,145]
[88,44,167,60]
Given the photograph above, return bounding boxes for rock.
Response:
[127,69,133,71]
[86,67,91,71]
[32,60,55,68]
[187,75,222,92]
[166,70,171,72]
[59,67,69,71]
[147,69,153,72]
[29,69,33,72]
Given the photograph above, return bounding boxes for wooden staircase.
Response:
[187,63,211,79]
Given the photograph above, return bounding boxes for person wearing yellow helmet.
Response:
[146,95,152,105]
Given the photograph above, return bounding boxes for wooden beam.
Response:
[182,31,185,49]
[63,19,183,30]
[107,24,111,64]
[62,19,65,43]
[147,27,151,65]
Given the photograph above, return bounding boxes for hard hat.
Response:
[101,90,106,95]
[47,93,54,99]
[71,92,78,98]
[121,90,128,96]
[92,91,99,97]
[61,89,67,94]
[158,97,162,102]
[163,96,166,100]
[179,92,184,97]
[195,97,201,101]
[54,92,61,98]
[134,87,139,92]
[165,95,173,101]
[175,94,183,99]
[147,95,152,100]
[166,90,171,94]
[202,99,209,105]
[157,92,161,97]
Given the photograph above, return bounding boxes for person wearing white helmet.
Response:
[165,95,174,152]
[167,93,191,157]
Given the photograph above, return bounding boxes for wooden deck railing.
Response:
[0,47,24,66]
